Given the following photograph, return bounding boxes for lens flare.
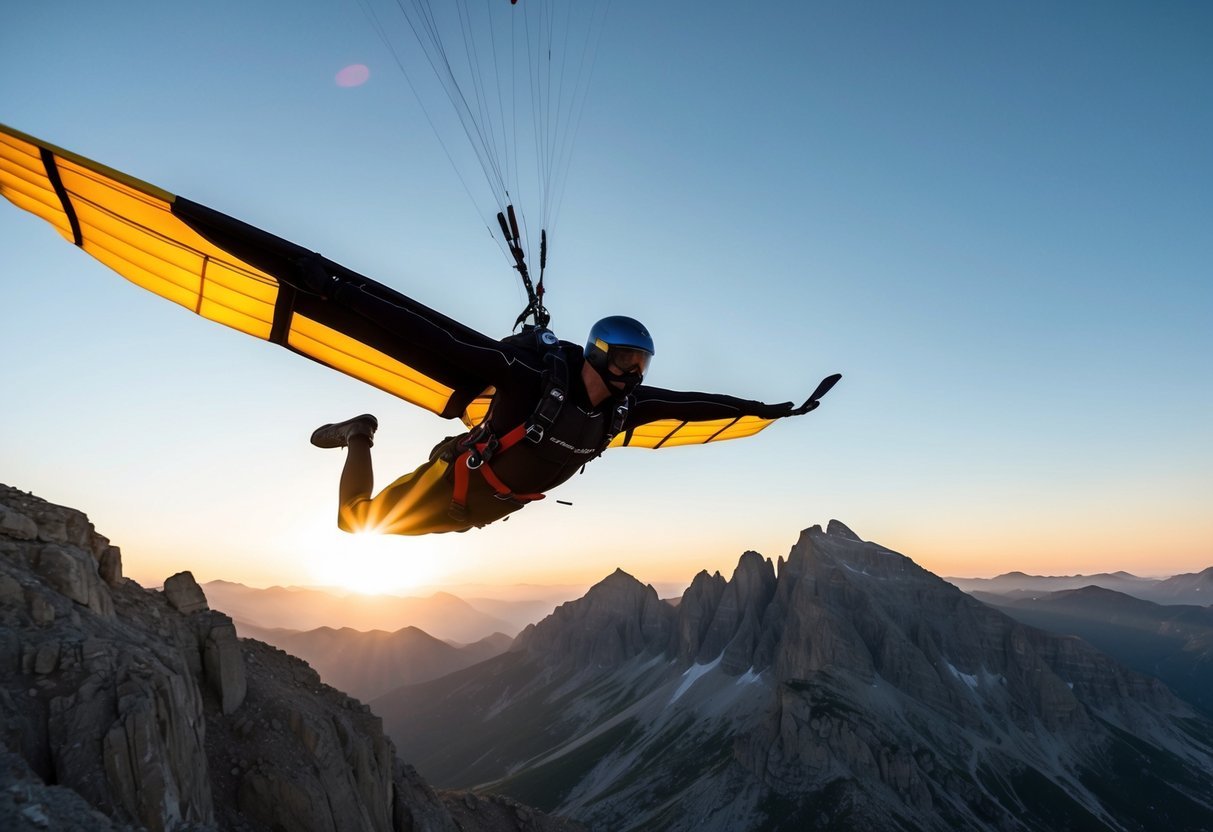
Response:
[335,64,370,88]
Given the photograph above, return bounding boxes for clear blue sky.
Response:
[2,0,1210,592]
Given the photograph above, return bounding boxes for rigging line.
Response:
[523,0,551,263]
[484,0,512,193]
[404,0,509,208]
[532,0,549,229]
[545,0,572,226]
[549,0,612,235]
[461,1,509,207]
[509,3,520,227]
[551,0,574,225]
[544,0,559,219]
[455,0,507,200]
[364,0,512,265]
[524,1,546,255]
[538,0,557,254]
[544,1,589,231]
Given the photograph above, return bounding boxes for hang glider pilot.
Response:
[303,275,810,536]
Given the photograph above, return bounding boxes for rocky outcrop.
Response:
[1,488,216,831]
[673,569,726,664]
[0,488,119,621]
[513,568,673,669]
[0,484,583,832]
[0,741,128,831]
[694,550,777,673]
[163,571,208,614]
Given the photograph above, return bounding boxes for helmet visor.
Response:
[607,346,652,377]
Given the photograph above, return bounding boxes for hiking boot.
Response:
[310,414,378,448]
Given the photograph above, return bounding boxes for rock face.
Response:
[0,484,584,832]
[380,522,1213,832]
[513,568,672,668]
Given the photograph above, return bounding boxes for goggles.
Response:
[607,346,652,377]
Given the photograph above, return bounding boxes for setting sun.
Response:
[306,529,442,595]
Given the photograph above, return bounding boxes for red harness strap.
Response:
[451,423,547,518]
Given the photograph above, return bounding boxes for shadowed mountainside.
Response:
[378,522,1213,832]
[976,586,1213,717]
[234,618,513,701]
[0,483,583,832]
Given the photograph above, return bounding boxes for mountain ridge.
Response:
[233,617,514,701]
[378,521,1213,831]
[199,579,519,642]
[947,567,1213,606]
[978,585,1213,716]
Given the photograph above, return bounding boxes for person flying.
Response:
[300,289,813,534]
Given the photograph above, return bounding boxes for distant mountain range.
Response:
[375,521,1213,831]
[200,579,527,642]
[234,618,513,701]
[947,568,1213,605]
[976,586,1213,716]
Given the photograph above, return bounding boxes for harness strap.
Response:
[599,396,631,452]
[450,423,547,519]
[528,350,569,442]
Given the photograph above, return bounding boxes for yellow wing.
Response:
[610,414,775,449]
[0,123,493,420]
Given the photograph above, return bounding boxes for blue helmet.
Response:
[585,316,654,393]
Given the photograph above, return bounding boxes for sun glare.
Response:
[307,529,440,595]
[335,64,370,88]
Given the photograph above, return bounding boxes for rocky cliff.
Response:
[379,520,1213,831]
[0,484,584,832]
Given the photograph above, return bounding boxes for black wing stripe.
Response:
[39,148,82,246]
[705,416,742,444]
[652,421,688,450]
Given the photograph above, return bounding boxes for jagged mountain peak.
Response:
[690,567,725,584]
[825,519,862,540]
[512,567,670,669]
[593,566,646,591]
[731,550,775,582]
[782,521,921,585]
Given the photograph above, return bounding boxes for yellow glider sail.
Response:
[0,123,467,418]
[612,413,773,449]
[0,123,789,448]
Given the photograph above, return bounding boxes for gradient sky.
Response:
[2,1,1210,594]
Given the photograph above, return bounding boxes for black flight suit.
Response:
[327,282,791,535]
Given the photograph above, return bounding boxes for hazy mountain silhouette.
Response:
[200,579,518,642]
[976,585,1213,716]
[948,568,1213,606]
[1150,567,1213,605]
[377,521,1213,832]
[234,618,513,701]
